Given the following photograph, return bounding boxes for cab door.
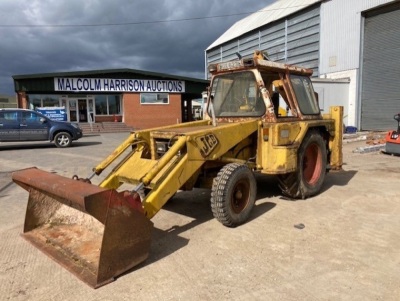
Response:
[19,111,49,141]
[0,111,19,141]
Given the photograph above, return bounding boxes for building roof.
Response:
[12,68,209,84]
[12,68,209,94]
[207,0,323,50]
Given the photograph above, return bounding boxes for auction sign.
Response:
[36,107,67,121]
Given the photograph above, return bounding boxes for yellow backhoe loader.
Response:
[12,50,343,288]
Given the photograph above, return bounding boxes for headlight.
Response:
[156,141,167,153]
[70,123,80,129]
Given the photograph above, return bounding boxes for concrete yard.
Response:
[0,133,399,300]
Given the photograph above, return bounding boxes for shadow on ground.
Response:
[321,169,358,193]
[124,185,278,276]
[255,169,358,200]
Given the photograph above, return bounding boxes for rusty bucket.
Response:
[12,167,153,288]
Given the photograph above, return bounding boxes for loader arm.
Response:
[99,119,260,218]
[93,119,211,175]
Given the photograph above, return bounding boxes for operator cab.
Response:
[206,50,321,122]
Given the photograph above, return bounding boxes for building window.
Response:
[95,95,107,115]
[30,95,42,109]
[140,93,169,105]
[43,96,60,107]
[108,95,120,114]
[26,94,121,116]
[94,94,121,115]
[28,94,61,109]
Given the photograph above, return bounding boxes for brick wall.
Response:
[17,92,28,108]
[95,115,122,122]
[123,93,182,129]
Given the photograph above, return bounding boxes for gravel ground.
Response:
[0,133,399,301]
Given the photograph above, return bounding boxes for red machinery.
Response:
[384,113,400,155]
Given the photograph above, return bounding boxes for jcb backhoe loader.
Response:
[12,50,343,288]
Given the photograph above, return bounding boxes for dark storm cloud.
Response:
[0,0,273,95]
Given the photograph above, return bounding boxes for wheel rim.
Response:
[57,135,69,146]
[230,178,250,214]
[303,143,322,185]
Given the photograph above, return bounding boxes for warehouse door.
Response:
[360,3,400,130]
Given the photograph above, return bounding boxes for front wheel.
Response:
[54,132,72,148]
[211,163,257,227]
[278,130,327,199]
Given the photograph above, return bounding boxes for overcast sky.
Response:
[0,0,275,95]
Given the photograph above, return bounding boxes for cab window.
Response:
[290,75,320,115]
[210,72,265,117]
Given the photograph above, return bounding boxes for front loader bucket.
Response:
[12,167,153,289]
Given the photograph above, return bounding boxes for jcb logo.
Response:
[196,134,218,157]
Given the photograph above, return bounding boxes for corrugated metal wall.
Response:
[319,0,395,75]
[206,4,321,77]
[361,3,400,130]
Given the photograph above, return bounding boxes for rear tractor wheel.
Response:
[278,130,327,199]
[211,163,257,227]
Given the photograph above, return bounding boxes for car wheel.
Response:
[54,132,72,148]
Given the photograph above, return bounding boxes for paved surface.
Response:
[1,133,399,301]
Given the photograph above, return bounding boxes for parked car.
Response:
[0,108,82,147]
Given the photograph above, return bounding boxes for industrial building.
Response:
[13,69,208,129]
[206,0,400,130]
[0,94,17,108]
